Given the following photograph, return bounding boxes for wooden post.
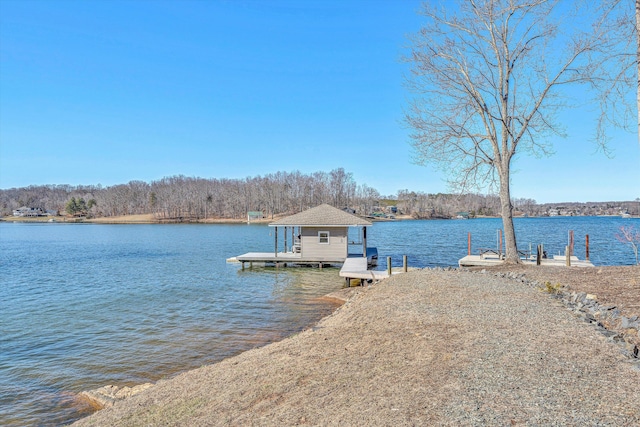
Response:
[585,234,590,261]
[467,232,471,256]
[274,226,278,257]
[363,226,367,258]
[387,256,392,276]
[403,255,407,272]
[242,262,245,271]
[565,246,571,266]
[284,226,288,253]
[536,244,542,266]
[568,230,574,257]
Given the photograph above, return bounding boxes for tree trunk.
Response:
[636,0,640,148]
[498,165,519,264]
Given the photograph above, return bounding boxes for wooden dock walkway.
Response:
[228,252,347,268]
[458,254,594,268]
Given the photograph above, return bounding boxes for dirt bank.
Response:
[73,267,639,426]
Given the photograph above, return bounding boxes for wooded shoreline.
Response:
[3,170,639,221]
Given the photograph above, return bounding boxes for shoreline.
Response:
[2,213,638,225]
[73,286,359,420]
[72,265,640,426]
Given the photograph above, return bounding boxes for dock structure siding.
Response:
[300,227,347,260]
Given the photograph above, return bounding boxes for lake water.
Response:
[1,216,638,425]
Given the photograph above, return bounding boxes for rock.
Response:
[79,383,154,409]
[586,293,597,301]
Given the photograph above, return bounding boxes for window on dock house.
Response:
[318,231,330,244]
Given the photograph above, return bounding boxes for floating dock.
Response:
[460,229,595,268]
[458,254,594,268]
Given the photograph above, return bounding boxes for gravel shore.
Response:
[73,268,640,426]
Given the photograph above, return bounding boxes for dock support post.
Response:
[403,255,407,272]
[363,227,367,258]
[565,246,571,266]
[242,261,245,271]
[536,245,541,265]
[274,226,278,258]
[468,232,471,256]
[387,256,392,276]
[568,230,574,257]
[585,234,590,261]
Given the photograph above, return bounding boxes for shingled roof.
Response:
[269,204,372,227]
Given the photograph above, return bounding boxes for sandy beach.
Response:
[72,265,640,426]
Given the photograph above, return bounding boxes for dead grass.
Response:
[73,268,640,426]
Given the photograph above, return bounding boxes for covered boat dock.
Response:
[231,204,378,270]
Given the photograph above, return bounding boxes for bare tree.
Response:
[615,225,640,264]
[636,0,640,146]
[404,0,632,262]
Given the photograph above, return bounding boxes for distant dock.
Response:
[460,229,595,268]
[458,254,594,268]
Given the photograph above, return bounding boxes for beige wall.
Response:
[301,227,348,260]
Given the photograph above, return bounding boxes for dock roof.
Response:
[269,204,372,227]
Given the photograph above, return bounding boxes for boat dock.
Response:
[228,206,413,286]
[228,252,346,269]
[459,229,595,268]
[458,253,594,268]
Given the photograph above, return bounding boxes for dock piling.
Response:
[403,255,407,273]
[565,246,571,266]
[586,234,590,261]
[568,230,574,257]
[387,257,392,276]
[467,232,471,256]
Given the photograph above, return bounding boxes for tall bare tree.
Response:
[636,0,640,145]
[404,0,634,262]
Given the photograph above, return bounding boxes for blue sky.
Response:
[1,0,638,203]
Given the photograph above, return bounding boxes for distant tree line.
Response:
[1,168,638,220]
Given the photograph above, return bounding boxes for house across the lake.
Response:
[12,206,44,217]
[231,204,377,268]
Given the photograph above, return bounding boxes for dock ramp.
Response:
[339,256,389,285]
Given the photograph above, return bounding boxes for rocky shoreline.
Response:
[473,268,640,369]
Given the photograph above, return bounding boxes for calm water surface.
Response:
[1,217,638,425]
[369,216,640,268]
